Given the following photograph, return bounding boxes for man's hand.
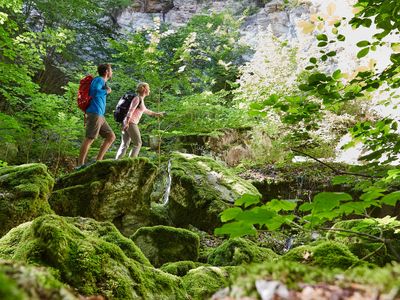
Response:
[106,87,112,94]
[156,112,165,117]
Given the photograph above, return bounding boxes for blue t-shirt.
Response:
[86,76,107,116]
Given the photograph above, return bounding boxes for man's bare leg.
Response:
[96,132,116,161]
[78,138,94,166]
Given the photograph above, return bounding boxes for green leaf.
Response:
[220,207,243,222]
[309,57,317,64]
[312,192,352,212]
[234,194,261,208]
[318,42,328,47]
[381,191,400,206]
[214,221,257,238]
[316,34,328,41]
[338,201,369,215]
[332,69,342,80]
[299,202,313,212]
[356,40,370,47]
[357,47,369,58]
[360,190,384,201]
[235,207,276,225]
[265,199,297,212]
[337,35,345,41]
[331,175,353,185]
[327,51,337,57]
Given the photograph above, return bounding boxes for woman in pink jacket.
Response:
[115,82,164,159]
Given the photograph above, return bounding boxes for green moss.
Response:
[218,260,400,298]
[0,269,25,300]
[327,218,400,266]
[207,238,279,266]
[131,225,200,267]
[167,152,261,232]
[283,241,361,269]
[0,215,187,299]
[0,163,54,237]
[49,158,158,236]
[160,261,207,277]
[182,266,230,299]
[0,260,78,300]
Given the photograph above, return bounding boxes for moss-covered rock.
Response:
[221,253,400,299]
[210,260,400,298]
[207,238,279,266]
[166,152,261,232]
[182,266,232,300]
[0,260,78,300]
[49,158,158,236]
[160,261,207,277]
[283,241,361,269]
[327,218,400,266]
[131,225,200,267]
[0,163,54,237]
[0,215,187,299]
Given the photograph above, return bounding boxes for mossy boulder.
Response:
[166,152,261,232]
[0,260,78,300]
[182,266,232,299]
[327,218,400,266]
[160,261,207,277]
[283,241,361,269]
[0,163,54,237]
[207,238,279,266]
[49,158,158,236]
[131,225,200,267]
[0,215,187,299]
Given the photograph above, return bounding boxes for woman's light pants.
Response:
[115,123,142,159]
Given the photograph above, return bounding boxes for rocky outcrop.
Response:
[0,215,187,299]
[116,0,311,42]
[0,163,54,237]
[131,225,200,267]
[164,152,261,232]
[49,158,158,236]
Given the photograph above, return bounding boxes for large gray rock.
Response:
[0,163,54,237]
[49,158,158,236]
[164,152,261,232]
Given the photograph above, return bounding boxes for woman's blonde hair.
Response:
[136,82,149,95]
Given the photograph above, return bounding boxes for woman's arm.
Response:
[143,102,164,117]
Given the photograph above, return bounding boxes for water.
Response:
[162,159,172,205]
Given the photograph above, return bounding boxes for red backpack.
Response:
[77,75,94,112]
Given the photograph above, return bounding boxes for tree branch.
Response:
[291,148,380,179]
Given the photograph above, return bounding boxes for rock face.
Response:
[131,225,200,267]
[0,163,54,237]
[165,152,261,232]
[116,0,311,42]
[49,158,158,236]
[0,215,187,299]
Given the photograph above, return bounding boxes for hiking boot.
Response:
[74,159,96,171]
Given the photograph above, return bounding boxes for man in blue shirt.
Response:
[77,63,116,168]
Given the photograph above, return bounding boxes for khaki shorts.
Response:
[86,113,114,139]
